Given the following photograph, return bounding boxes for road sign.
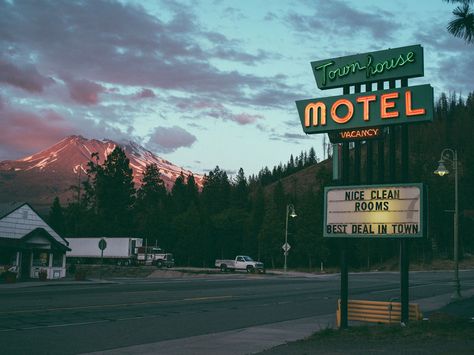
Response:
[98,238,107,251]
[282,242,291,252]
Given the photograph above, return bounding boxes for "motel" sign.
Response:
[296,84,433,134]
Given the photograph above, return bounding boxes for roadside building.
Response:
[0,202,70,280]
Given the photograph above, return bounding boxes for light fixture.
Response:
[434,160,449,177]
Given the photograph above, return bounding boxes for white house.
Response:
[0,202,70,280]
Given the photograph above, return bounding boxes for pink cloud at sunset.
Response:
[66,79,105,105]
[0,59,54,93]
[0,108,74,157]
[147,126,197,153]
[135,88,156,99]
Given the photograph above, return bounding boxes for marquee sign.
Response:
[296,84,433,134]
[311,45,424,90]
[324,184,424,238]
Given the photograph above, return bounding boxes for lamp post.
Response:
[284,204,297,273]
[434,148,461,299]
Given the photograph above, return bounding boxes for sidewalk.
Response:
[0,278,116,289]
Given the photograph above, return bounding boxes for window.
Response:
[0,250,16,265]
[52,252,63,267]
[32,251,49,267]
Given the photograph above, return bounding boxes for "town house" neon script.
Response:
[315,51,415,87]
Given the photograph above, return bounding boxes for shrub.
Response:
[75,269,86,281]
[38,269,48,281]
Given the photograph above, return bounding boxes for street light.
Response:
[284,204,297,273]
[434,148,461,299]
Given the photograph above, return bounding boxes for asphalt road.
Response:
[1,270,474,355]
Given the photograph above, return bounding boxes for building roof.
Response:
[0,202,68,247]
[0,202,26,220]
[0,228,71,251]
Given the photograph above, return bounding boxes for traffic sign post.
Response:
[98,239,107,279]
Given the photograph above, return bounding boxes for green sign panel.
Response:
[324,183,425,238]
[311,45,424,90]
[295,84,433,134]
[98,238,107,251]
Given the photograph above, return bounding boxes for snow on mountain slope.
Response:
[0,135,203,210]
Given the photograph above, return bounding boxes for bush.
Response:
[3,271,17,283]
[75,269,86,281]
[38,269,47,281]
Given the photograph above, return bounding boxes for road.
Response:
[1,270,474,355]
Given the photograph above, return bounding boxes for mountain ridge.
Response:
[0,135,203,211]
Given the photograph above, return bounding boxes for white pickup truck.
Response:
[215,255,265,273]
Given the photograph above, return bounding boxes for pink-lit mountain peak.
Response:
[0,135,203,190]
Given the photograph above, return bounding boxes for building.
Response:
[0,202,70,280]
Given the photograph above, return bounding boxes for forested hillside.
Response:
[48,92,474,269]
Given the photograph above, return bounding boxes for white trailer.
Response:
[66,237,143,265]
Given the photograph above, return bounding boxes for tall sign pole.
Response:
[400,78,410,323]
[98,238,107,280]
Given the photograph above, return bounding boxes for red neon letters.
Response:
[304,90,426,127]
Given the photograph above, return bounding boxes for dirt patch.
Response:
[147,269,188,278]
[74,265,156,278]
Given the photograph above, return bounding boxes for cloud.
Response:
[0,99,135,160]
[147,126,197,153]
[270,132,312,143]
[0,0,289,109]
[174,97,265,125]
[134,88,156,99]
[414,21,474,94]
[0,108,74,159]
[0,59,54,93]
[66,79,105,105]
[230,113,263,125]
[285,0,397,41]
[264,12,278,22]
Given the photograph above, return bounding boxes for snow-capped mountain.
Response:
[0,135,203,211]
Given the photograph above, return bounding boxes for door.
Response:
[20,251,31,279]
[235,256,245,269]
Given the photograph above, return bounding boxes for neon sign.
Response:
[295,84,433,134]
[311,45,424,90]
[328,127,385,143]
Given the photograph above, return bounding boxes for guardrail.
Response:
[336,299,423,327]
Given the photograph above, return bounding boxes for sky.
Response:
[0,0,472,177]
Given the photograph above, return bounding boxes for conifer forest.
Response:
[48,92,474,270]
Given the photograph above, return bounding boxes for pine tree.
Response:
[201,166,230,214]
[135,164,167,244]
[88,147,136,236]
[48,197,66,235]
[308,147,317,164]
[233,168,248,209]
[171,173,188,214]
